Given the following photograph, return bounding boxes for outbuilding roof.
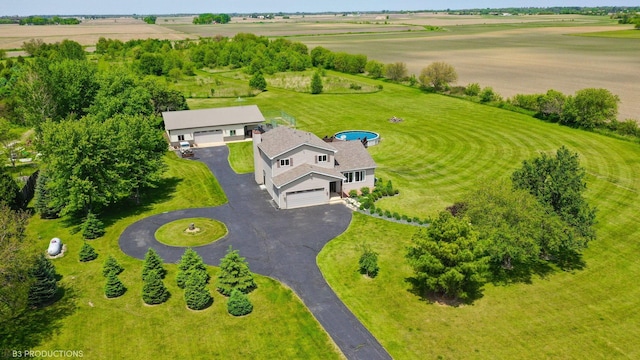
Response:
[332,141,377,172]
[258,126,338,159]
[162,105,265,131]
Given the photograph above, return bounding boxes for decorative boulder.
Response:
[47,238,62,256]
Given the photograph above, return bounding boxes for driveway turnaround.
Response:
[119,146,392,360]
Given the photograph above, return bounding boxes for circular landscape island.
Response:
[155,217,228,247]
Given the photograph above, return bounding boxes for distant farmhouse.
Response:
[253,126,376,209]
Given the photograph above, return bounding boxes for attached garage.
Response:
[194,130,223,145]
[285,188,326,209]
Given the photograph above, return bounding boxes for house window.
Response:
[343,170,365,183]
[317,154,327,162]
[230,130,236,136]
[280,159,290,167]
[178,135,185,141]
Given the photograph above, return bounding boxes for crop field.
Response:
[0,18,189,50]
[289,16,639,121]
[192,78,640,359]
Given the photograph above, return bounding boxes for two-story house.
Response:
[253,126,376,209]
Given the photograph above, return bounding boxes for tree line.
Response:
[0,38,188,232]
[193,13,231,25]
[19,16,80,26]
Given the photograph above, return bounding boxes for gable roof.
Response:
[332,141,377,171]
[258,126,337,159]
[272,163,345,189]
[162,105,265,131]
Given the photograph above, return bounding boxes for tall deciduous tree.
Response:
[216,246,256,296]
[458,180,547,270]
[365,60,385,78]
[418,62,458,91]
[11,59,56,128]
[406,211,488,301]
[561,88,619,129]
[0,206,32,320]
[512,146,597,262]
[27,253,58,307]
[385,62,408,81]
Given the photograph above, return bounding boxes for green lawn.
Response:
[9,151,341,359]
[187,74,640,358]
[155,217,228,247]
[292,79,639,358]
[227,142,255,174]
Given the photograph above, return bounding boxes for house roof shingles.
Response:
[332,141,377,172]
[162,105,265,131]
[258,126,337,159]
[272,164,345,188]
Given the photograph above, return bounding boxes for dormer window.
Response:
[280,158,291,167]
[316,154,328,163]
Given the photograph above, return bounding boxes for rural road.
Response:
[119,146,392,360]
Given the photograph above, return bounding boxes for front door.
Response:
[329,181,337,193]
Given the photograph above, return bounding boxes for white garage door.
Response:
[286,188,326,209]
[194,130,223,144]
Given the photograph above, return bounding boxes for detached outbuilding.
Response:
[162,105,265,147]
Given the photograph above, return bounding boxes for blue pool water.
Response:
[334,130,379,142]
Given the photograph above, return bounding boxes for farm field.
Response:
[1,13,637,119]
[190,77,640,358]
[288,16,639,121]
[0,18,189,50]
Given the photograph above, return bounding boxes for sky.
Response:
[2,0,638,16]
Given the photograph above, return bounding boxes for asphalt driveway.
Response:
[119,146,391,360]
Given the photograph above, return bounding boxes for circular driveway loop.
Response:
[119,146,391,360]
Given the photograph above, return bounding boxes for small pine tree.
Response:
[184,270,212,310]
[176,248,209,288]
[358,244,380,278]
[227,289,253,316]
[34,171,59,219]
[82,212,105,239]
[216,246,256,296]
[105,272,126,298]
[102,255,124,277]
[249,71,267,91]
[142,248,165,281]
[79,242,98,262]
[310,70,323,94]
[28,253,58,307]
[142,270,170,305]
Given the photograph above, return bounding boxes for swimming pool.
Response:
[334,130,380,146]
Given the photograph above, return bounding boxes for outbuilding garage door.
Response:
[194,130,223,144]
[286,188,326,209]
